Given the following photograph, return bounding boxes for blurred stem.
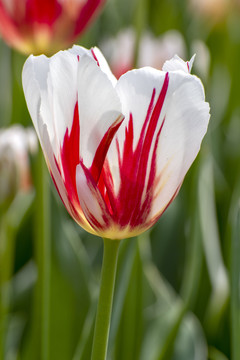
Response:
[0,191,34,359]
[0,216,14,359]
[180,199,203,308]
[198,155,229,334]
[231,203,240,360]
[133,0,148,67]
[35,151,51,360]
[91,238,120,360]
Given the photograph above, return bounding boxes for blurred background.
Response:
[0,0,240,359]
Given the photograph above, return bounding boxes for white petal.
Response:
[149,72,210,220]
[91,47,118,86]
[22,51,78,158]
[47,50,79,151]
[162,54,196,73]
[77,55,123,168]
[115,67,169,149]
[70,45,117,85]
[22,54,50,141]
[40,121,71,213]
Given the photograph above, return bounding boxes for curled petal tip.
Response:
[162,54,196,73]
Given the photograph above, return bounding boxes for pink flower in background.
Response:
[0,0,105,54]
[101,29,186,79]
[22,45,210,239]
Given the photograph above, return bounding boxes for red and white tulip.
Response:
[22,46,210,239]
[0,0,105,55]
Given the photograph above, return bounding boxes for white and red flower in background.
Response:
[101,29,187,79]
[0,0,105,55]
[22,45,210,240]
[0,125,37,205]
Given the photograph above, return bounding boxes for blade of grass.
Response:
[231,202,240,360]
[198,155,229,334]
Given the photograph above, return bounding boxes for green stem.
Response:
[91,238,121,360]
[35,151,51,360]
[231,203,240,360]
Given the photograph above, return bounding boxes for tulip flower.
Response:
[22,45,210,360]
[0,0,105,55]
[22,45,210,240]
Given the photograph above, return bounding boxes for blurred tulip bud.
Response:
[0,0,105,55]
[0,125,37,207]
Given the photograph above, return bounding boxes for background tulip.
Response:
[101,29,187,79]
[22,46,210,240]
[0,125,37,206]
[0,0,105,55]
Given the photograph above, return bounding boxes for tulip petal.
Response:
[149,71,210,222]
[70,45,117,85]
[162,54,196,73]
[22,54,50,141]
[106,67,170,198]
[77,54,124,168]
[40,116,94,233]
[76,162,112,232]
[47,50,79,151]
[109,66,209,227]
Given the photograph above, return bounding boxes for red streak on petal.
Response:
[99,159,118,218]
[90,115,124,184]
[91,48,100,67]
[116,72,169,227]
[60,102,80,206]
[79,162,111,230]
[134,117,165,225]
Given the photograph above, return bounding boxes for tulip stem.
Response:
[91,238,121,360]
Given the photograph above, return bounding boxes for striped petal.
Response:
[106,65,209,230]
[149,71,210,222]
[162,54,195,73]
[77,54,124,169]
[76,162,112,234]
